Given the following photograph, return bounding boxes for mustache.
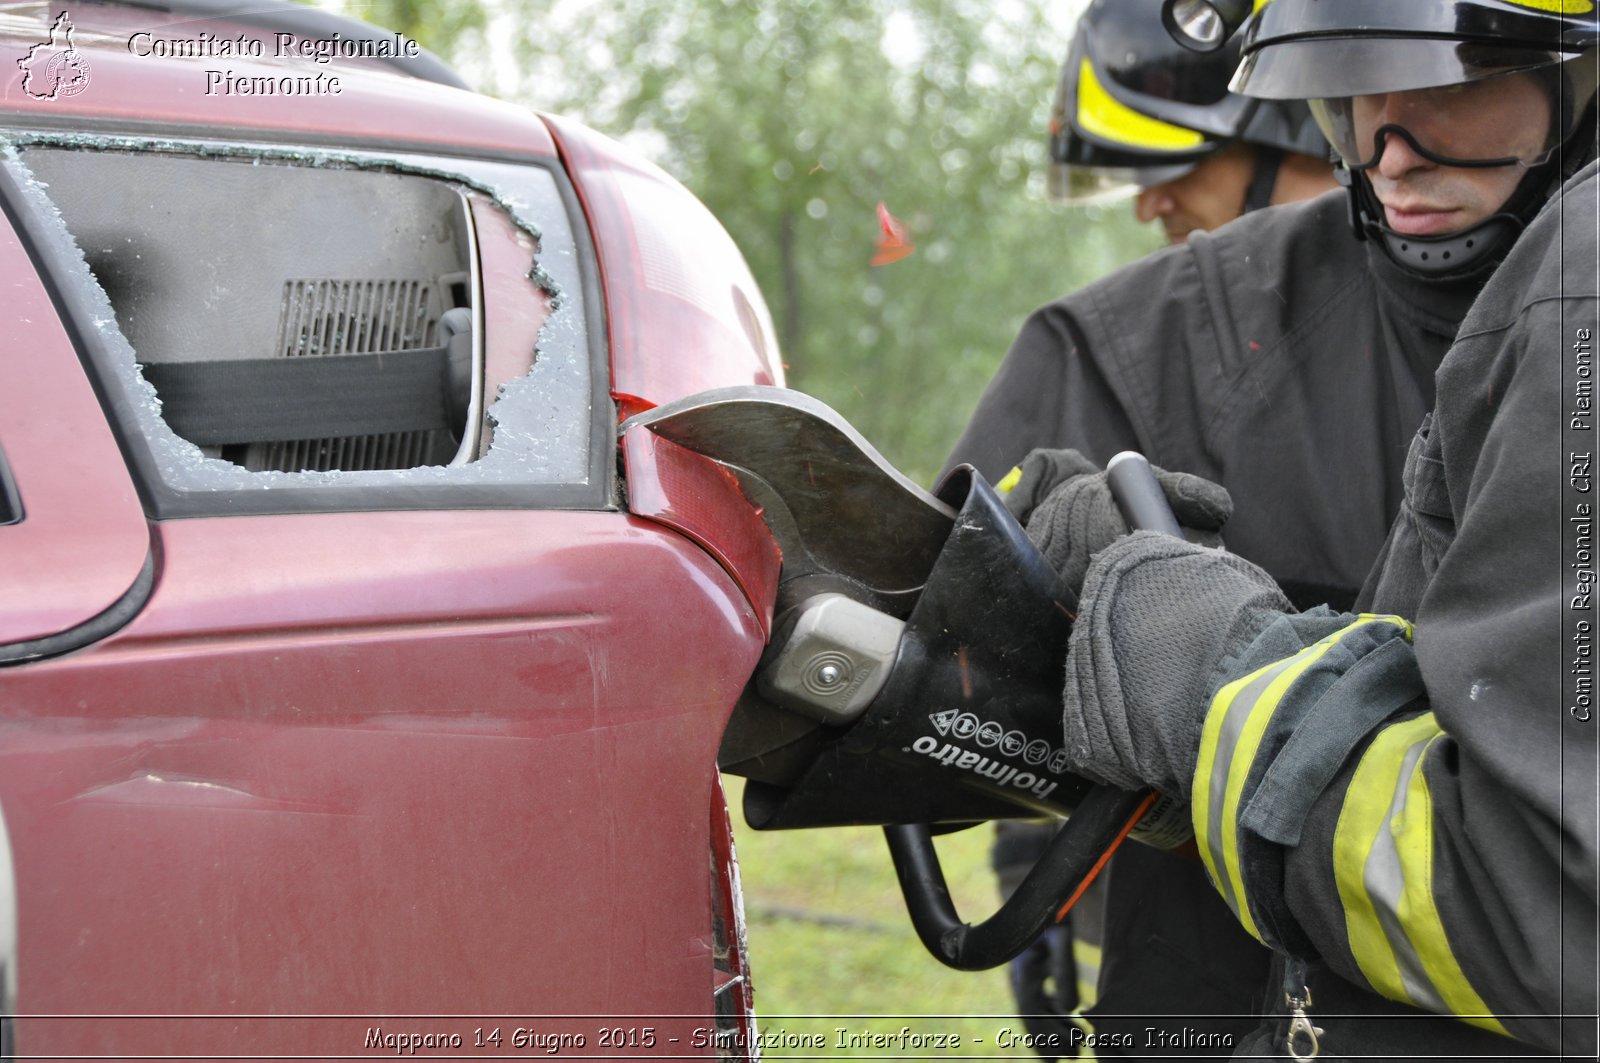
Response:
[1368,172,1478,204]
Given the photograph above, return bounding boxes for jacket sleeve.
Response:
[1185,221,1599,1053]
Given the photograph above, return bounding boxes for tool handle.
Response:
[884,788,1155,971]
[1107,451,1183,537]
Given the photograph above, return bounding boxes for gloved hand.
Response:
[1059,531,1299,797]
[998,448,1101,523]
[1008,925,1082,1061]
[1008,449,1232,593]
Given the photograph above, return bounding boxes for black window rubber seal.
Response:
[0,548,156,666]
[0,447,21,527]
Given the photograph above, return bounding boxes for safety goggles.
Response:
[1236,39,1598,170]
[1315,59,1598,171]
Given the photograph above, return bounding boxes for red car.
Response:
[0,0,789,1056]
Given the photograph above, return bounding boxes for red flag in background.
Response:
[871,201,915,266]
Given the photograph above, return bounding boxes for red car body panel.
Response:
[620,425,783,638]
[0,1,783,1055]
[0,509,764,1052]
[0,221,148,645]
[542,114,784,417]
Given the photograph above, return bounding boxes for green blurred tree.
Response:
[343,0,486,59]
[350,0,1159,484]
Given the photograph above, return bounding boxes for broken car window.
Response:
[2,138,603,513]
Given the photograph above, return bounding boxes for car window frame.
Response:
[0,132,614,519]
[0,445,21,527]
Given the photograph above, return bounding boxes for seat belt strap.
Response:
[140,347,452,446]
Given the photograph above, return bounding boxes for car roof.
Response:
[0,0,559,160]
[138,0,472,88]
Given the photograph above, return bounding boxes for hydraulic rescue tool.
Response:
[626,387,1183,970]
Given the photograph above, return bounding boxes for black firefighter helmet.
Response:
[1049,0,1326,206]
[1231,0,1600,276]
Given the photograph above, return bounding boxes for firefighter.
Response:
[947,0,1598,1056]
[992,3,1335,1054]
[1006,1,1598,1057]
[1048,0,1335,242]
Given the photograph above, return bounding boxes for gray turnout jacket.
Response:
[948,170,1597,1054]
[947,188,1482,1055]
[948,189,1480,615]
[1207,159,1600,1057]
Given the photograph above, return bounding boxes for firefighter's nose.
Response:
[1135,186,1173,224]
[1373,129,1435,180]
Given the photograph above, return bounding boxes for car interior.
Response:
[21,147,479,472]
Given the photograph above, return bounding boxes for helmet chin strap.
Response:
[1372,212,1523,277]
[1338,159,1546,280]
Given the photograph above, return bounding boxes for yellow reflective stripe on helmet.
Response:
[1192,615,1413,943]
[1335,714,1510,1035]
[1076,59,1207,153]
[1500,0,1593,14]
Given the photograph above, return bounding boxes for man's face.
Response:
[1134,144,1257,243]
[1354,71,1552,237]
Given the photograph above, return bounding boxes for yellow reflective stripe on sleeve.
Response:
[1192,615,1413,942]
[1075,59,1207,153]
[1335,714,1510,1035]
[996,465,1023,495]
[1194,656,1304,938]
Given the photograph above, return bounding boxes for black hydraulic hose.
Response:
[884,787,1153,971]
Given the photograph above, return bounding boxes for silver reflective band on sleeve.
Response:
[1192,615,1412,942]
[1199,661,1290,931]
[1334,713,1510,1036]
[1362,727,1445,1012]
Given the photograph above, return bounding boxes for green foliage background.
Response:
[347,0,1159,484]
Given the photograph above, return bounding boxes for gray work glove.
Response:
[1014,449,1233,593]
[1060,531,1299,798]
[999,448,1101,523]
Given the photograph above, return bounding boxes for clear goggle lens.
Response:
[1311,56,1599,171]
[1048,162,1200,205]
[1049,166,1142,204]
